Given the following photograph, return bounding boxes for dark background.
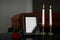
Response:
[33,0,60,13]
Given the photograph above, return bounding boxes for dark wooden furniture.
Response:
[8,13,60,33]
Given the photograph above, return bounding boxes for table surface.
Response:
[0,33,60,40]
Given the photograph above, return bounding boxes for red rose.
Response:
[12,32,20,40]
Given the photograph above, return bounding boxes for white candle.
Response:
[49,5,52,26]
[42,4,45,26]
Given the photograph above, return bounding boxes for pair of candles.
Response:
[42,4,52,27]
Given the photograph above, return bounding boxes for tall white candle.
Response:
[42,4,45,26]
[49,5,52,26]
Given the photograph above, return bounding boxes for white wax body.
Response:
[42,9,45,26]
[49,9,52,26]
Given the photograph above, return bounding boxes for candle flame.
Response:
[50,5,52,9]
[43,4,45,9]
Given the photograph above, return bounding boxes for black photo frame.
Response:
[23,15,40,35]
